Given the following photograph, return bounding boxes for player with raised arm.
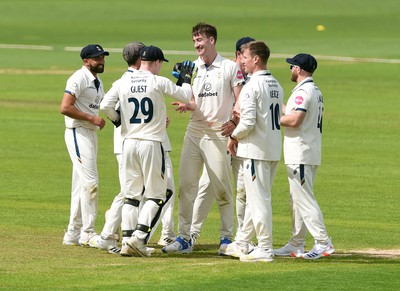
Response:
[162,23,243,255]
[100,45,194,257]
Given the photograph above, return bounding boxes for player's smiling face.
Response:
[193,33,213,57]
[85,55,106,75]
[242,48,255,74]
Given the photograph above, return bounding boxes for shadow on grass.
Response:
[146,243,400,264]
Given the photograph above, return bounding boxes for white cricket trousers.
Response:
[237,159,278,250]
[100,153,124,240]
[190,156,245,240]
[111,152,175,242]
[286,164,329,245]
[64,127,99,236]
[122,139,167,241]
[178,133,233,241]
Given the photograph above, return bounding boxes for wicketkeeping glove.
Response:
[176,60,195,86]
[171,62,182,79]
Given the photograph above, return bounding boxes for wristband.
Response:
[229,119,237,127]
[229,134,237,141]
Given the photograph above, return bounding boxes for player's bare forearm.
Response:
[61,94,106,129]
[172,100,196,113]
[280,110,306,128]
[227,136,238,156]
[232,85,242,117]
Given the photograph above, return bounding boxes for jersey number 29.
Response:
[128,97,154,124]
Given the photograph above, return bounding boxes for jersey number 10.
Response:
[269,103,281,130]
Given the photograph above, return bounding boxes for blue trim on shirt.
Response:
[65,90,74,96]
[296,108,307,112]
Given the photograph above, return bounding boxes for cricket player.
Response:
[190,37,255,249]
[93,41,146,254]
[60,44,109,246]
[100,45,193,257]
[274,53,334,259]
[162,22,243,255]
[93,42,177,254]
[223,41,283,262]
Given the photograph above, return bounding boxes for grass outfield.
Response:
[0,0,399,290]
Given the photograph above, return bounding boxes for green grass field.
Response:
[0,0,399,290]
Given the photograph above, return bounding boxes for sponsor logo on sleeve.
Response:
[295,96,304,105]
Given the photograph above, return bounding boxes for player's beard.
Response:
[291,71,297,82]
[90,63,104,74]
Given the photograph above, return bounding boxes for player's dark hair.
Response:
[244,41,270,65]
[192,22,217,43]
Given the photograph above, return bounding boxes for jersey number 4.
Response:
[128,97,154,124]
[317,106,323,133]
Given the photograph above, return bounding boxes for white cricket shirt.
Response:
[188,54,243,139]
[100,70,191,142]
[64,66,105,130]
[283,77,324,165]
[233,70,283,161]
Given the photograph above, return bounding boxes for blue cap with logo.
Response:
[80,44,109,59]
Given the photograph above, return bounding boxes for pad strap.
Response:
[147,198,165,207]
[136,224,151,234]
[124,197,140,207]
[122,230,134,238]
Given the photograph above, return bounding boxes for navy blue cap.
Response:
[235,37,255,52]
[140,45,169,62]
[286,53,318,73]
[80,44,109,59]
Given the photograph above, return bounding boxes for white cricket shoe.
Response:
[146,246,155,254]
[62,231,80,246]
[221,241,248,258]
[161,236,192,254]
[120,239,154,254]
[190,233,199,247]
[302,239,334,260]
[157,235,176,246]
[218,236,232,256]
[93,236,121,255]
[274,242,304,258]
[79,232,97,247]
[121,236,151,257]
[240,247,274,263]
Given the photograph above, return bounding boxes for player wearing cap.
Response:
[274,53,335,259]
[222,41,283,262]
[94,42,177,254]
[189,37,255,252]
[60,44,109,246]
[100,45,194,257]
[162,23,243,255]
